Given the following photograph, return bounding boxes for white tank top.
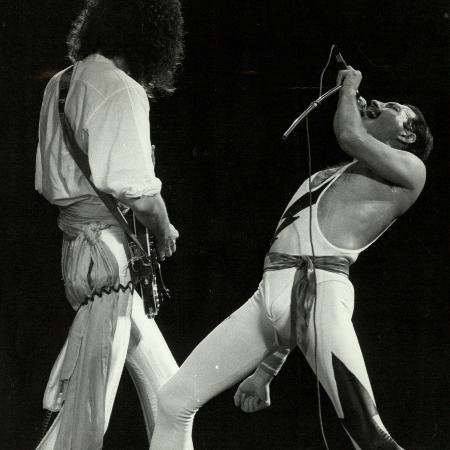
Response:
[269,161,394,264]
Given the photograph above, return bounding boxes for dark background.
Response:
[1,1,449,449]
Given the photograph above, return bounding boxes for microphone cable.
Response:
[319,44,338,97]
[305,115,330,450]
[305,43,341,450]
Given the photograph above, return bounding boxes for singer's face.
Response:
[362,100,416,145]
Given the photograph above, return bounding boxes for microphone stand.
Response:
[282,84,342,140]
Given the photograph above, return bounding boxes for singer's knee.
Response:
[156,380,198,426]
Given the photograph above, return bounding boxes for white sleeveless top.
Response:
[269,161,394,264]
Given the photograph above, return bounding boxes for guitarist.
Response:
[35,0,184,448]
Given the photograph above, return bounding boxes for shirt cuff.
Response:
[117,177,162,199]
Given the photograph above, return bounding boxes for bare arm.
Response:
[333,68,425,195]
[233,368,273,413]
[234,345,291,413]
[123,194,179,260]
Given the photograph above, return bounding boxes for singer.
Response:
[34,0,183,448]
[150,66,432,450]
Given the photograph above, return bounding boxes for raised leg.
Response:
[150,293,276,450]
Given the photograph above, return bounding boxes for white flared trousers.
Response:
[37,227,178,449]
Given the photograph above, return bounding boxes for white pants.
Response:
[37,227,178,449]
[150,268,399,450]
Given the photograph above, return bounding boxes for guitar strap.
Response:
[57,66,147,256]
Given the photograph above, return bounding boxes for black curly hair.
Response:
[67,0,184,95]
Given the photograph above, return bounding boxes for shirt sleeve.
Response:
[86,86,161,200]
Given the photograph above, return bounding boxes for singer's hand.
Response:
[336,66,362,95]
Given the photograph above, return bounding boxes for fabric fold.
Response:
[263,252,350,350]
[42,198,133,449]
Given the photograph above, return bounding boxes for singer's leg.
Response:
[299,272,404,449]
[150,291,277,450]
[125,290,179,442]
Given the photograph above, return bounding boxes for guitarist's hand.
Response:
[126,193,178,260]
[157,223,179,261]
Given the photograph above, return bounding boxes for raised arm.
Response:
[333,68,426,196]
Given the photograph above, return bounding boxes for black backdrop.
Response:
[1,1,449,449]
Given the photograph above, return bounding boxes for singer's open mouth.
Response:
[364,107,381,119]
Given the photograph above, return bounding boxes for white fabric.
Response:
[35,54,161,206]
[270,161,394,263]
[150,269,374,450]
[37,227,178,449]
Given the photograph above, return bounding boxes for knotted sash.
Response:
[263,252,350,350]
[58,200,125,308]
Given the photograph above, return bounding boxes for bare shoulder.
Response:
[398,151,427,194]
[311,162,350,188]
[392,155,426,214]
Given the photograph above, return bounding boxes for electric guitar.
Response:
[126,210,171,318]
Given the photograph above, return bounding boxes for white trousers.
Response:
[37,227,178,449]
[150,268,393,450]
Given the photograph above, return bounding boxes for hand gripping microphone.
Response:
[282,51,367,139]
[335,52,367,112]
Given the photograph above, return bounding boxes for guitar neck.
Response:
[129,211,154,256]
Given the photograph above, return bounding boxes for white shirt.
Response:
[35,54,161,206]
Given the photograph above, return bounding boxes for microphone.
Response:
[282,50,367,140]
[335,52,367,112]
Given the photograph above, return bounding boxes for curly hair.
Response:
[403,104,433,161]
[67,0,184,95]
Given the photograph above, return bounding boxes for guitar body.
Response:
[126,211,170,318]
